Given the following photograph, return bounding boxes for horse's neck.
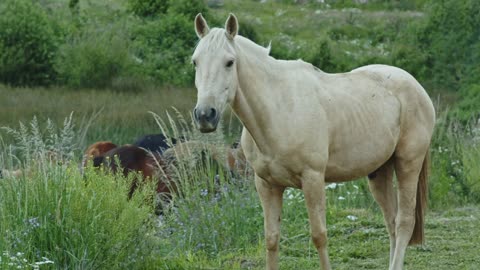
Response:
[232,51,280,153]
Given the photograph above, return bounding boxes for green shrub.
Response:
[0,116,161,269]
[131,13,196,86]
[429,112,480,207]
[415,0,480,91]
[449,84,480,124]
[271,39,345,73]
[128,0,169,17]
[55,25,137,90]
[390,43,428,79]
[0,164,160,269]
[328,25,370,41]
[239,21,259,43]
[167,0,209,20]
[0,0,61,86]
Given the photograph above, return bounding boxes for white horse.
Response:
[191,13,435,270]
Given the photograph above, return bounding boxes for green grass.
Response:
[1,104,479,269]
[0,85,196,147]
[1,1,479,269]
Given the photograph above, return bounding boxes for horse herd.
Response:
[0,133,247,209]
[82,134,247,203]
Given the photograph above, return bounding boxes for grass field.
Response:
[0,85,197,148]
[172,206,480,269]
[1,86,479,269]
[1,0,479,269]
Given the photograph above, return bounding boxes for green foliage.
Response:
[322,0,430,11]
[415,0,480,91]
[128,0,208,19]
[0,0,61,86]
[167,0,209,20]
[449,84,480,124]
[0,165,160,269]
[128,0,169,17]
[1,103,480,269]
[270,39,344,73]
[390,43,428,79]
[131,13,196,86]
[55,24,137,90]
[303,40,340,73]
[0,116,160,270]
[429,112,480,207]
[239,21,259,42]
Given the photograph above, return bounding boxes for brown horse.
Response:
[83,142,173,200]
[82,141,118,168]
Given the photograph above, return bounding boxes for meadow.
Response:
[1,0,480,269]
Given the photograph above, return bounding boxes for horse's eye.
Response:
[192,60,197,67]
[226,60,234,68]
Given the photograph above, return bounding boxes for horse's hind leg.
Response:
[255,174,285,270]
[367,158,397,266]
[391,148,429,270]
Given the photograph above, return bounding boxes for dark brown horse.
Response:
[83,142,173,200]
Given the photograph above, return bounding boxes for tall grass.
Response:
[0,116,161,269]
[1,94,479,269]
[429,111,480,207]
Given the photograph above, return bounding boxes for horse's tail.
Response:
[409,150,429,245]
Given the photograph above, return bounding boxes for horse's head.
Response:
[192,13,239,133]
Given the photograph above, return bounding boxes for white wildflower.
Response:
[347,215,358,221]
[325,183,337,190]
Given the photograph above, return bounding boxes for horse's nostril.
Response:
[210,108,217,120]
[193,108,199,120]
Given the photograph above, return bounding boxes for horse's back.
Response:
[350,65,433,113]
[350,64,435,140]
[133,133,177,154]
[321,64,434,181]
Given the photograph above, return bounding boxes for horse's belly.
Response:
[325,127,399,182]
[325,99,401,181]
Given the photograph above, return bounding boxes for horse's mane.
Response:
[197,28,271,57]
[195,27,322,77]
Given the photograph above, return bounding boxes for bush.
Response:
[449,84,480,124]
[128,0,169,17]
[55,25,137,90]
[128,0,208,19]
[390,43,428,80]
[415,0,480,91]
[270,38,344,73]
[131,13,197,86]
[167,0,209,20]
[0,116,161,269]
[0,0,61,86]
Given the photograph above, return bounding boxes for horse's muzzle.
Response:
[193,106,219,133]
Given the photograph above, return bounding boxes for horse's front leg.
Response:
[302,169,331,270]
[255,174,285,270]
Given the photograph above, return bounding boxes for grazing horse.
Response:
[82,141,118,168]
[92,145,172,199]
[191,14,435,270]
[133,133,179,155]
[83,142,173,200]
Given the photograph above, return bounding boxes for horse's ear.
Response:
[195,13,209,39]
[225,13,238,40]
